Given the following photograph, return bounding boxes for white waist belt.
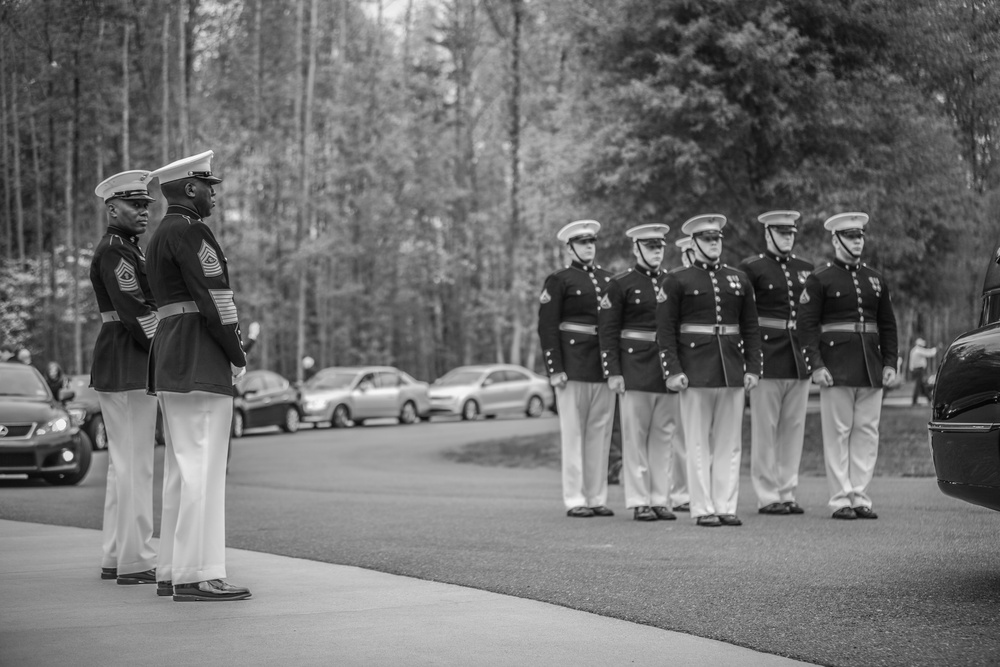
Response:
[158,301,200,318]
[821,322,877,334]
[680,324,739,335]
[621,329,656,342]
[559,322,597,336]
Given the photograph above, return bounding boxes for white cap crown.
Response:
[94,170,154,202]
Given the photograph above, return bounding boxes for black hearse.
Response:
[928,245,1000,511]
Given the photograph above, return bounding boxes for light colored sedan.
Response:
[300,366,430,428]
[429,364,555,420]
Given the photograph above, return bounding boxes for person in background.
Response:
[668,236,694,513]
[599,223,678,521]
[538,219,616,518]
[656,214,761,527]
[797,212,898,521]
[908,337,937,406]
[15,348,32,365]
[738,211,814,516]
[45,361,68,398]
[0,346,14,362]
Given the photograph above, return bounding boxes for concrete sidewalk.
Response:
[0,519,811,667]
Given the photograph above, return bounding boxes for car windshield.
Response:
[306,371,357,390]
[434,370,484,386]
[0,364,51,398]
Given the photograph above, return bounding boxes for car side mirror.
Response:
[58,388,75,402]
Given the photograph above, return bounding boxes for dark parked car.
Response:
[928,243,1000,511]
[231,369,303,438]
[0,362,92,485]
[66,374,107,450]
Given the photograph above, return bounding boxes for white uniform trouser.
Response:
[819,386,882,511]
[669,414,689,508]
[157,391,232,585]
[98,390,158,574]
[750,378,810,507]
[680,387,744,519]
[621,390,678,509]
[556,380,615,509]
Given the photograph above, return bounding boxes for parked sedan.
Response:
[0,362,92,485]
[928,239,1000,511]
[300,366,430,427]
[66,374,107,450]
[429,364,555,420]
[232,369,303,438]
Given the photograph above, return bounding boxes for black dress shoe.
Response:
[696,515,722,527]
[651,506,676,520]
[633,506,657,521]
[853,506,878,519]
[758,502,790,515]
[783,501,805,514]
[117,569,157,585]
[589,505,615,517]
[172,579,252,602]
[157,580,173,597]
[832,507,857,520]
[672,502,690,512]
[717,514,742,526]
[101,567,117,580]
[567,506,594,518]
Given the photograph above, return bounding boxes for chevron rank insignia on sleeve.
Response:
[599,294,611,310]
[656,287,667,303]
[114,258,139,292]
[539,288,551,304]
[209,289,239,325]
[799,290,810,304]
[137,312,159,339]
[198,240,223,278]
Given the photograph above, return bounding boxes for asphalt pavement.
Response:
[1,518,810,667]
[2,404,998,667]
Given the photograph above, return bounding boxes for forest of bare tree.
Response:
[1,0,998,382]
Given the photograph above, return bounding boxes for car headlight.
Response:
[304,398,328,411]
[35,417,70,436]
[67,407,87,427]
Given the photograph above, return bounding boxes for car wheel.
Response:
[461,399,479,421]
[332,404,351,428]
[526,395,545,418]
[399,401,418,425]
[43,432,93,486]
[232,410,245,438]
[88,414,107,450]
[281,407,301,433]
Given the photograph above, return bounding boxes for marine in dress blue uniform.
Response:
[91,170,160,585]
[146,150,251,600]
[656,214,762,527]
[738,211,814,515]
[668,236,695,513]
[538,220,616,518]
[599,224,678,521]
[797,212,898,520]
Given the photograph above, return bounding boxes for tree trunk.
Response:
[11,74,25,267]
[29,115,44,280]
[506,0,524,366]
[0,57,10,264]
[161,11,170,163]
[121,23,130,168]
[178,1,189,154]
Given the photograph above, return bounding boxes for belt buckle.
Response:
[713,325,724,335]
[787,320,796,330]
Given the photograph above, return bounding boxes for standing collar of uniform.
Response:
[106,224,139,245]
[166,204,201,219]
[833,258,861,271]
[765,249,791,263]
[632,263,660,278]
[693,259,721,271]
[570,260,597,272]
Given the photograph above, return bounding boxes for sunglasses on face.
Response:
[694,232,723,242]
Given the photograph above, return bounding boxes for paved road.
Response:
[1,414,998,667]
